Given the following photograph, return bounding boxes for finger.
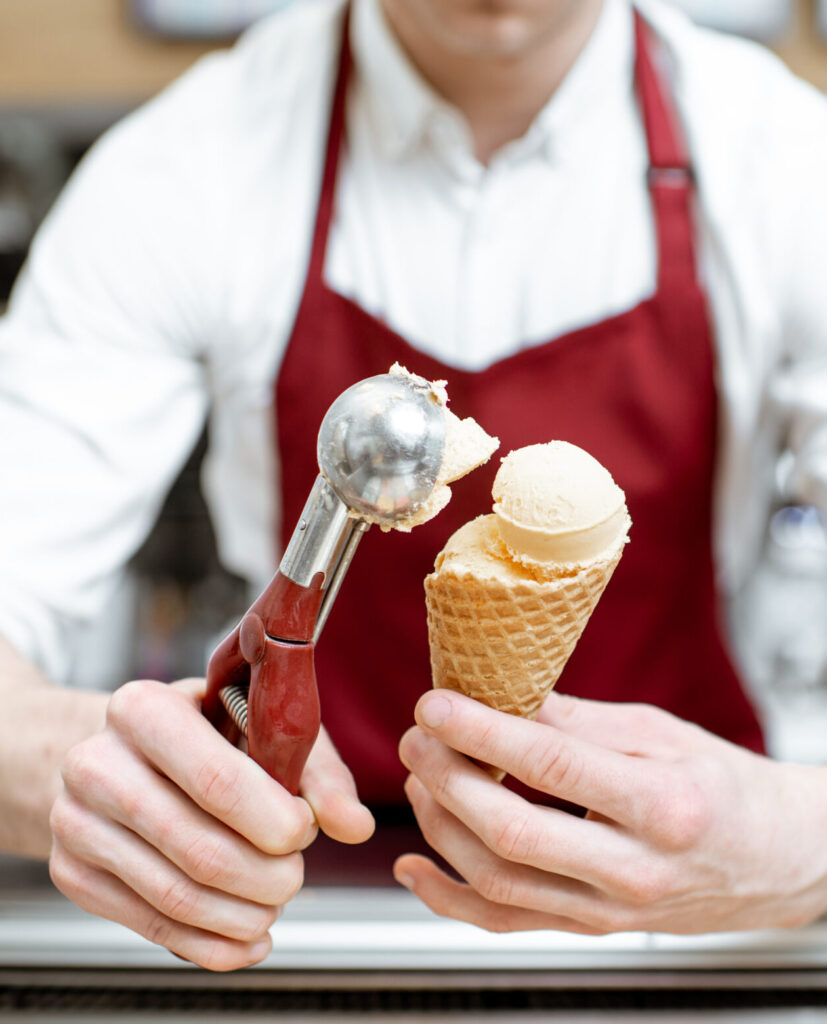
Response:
[538,692,707,759]
[61,730,309,904]
[414,690,676,830]
[50,792,286,942]
[400,727,653,893]
[404,774,607,923]
[300,726,375,844]
[49,840,273,972]
[106,679,316,855]
[393,854,604,936]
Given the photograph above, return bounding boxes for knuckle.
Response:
[472,717,500,763]
[615,861,674,906]
[48,796,74,844]
[194,760,243,820]
[118,786,145,826]
[646,768,714,852]
[628,703,664,732]
[471,864,515,907]
[61,734,136,819]
[156,877,201,923]
[428,764,454,807]
[666,784,712,850]
[588,903,635,934]
[182,833,230,887]
[529,739,583,795]
[60,742,98,796]
[546,693,581,725]
[144,912,176,952]
[488,811,537,863]
[107,678,161,728]
[477,904,523,934]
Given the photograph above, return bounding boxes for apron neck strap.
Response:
[634,10,691,175]
[304,5,353,290]
[306,5,698,300]
[633,10,699,291]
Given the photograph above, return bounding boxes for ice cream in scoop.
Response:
[368,363,500,532]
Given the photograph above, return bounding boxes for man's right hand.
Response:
[49,677,375,971]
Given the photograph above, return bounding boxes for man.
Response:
[1,0,827,971]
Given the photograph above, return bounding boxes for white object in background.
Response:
[132,0,295,38]
[733,506,827,764]
[667,0,792,40]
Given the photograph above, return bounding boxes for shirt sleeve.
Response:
[764,71,827,514]
[0,58,231,684]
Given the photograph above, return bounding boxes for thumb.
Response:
[300,725,375,844]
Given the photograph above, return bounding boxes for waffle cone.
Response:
[425,515,624,722]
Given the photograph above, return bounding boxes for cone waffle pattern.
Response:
[425,549,622,720]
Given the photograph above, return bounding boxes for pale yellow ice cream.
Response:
[431,514,538,584]
[382,364,500,532]
[492,441,630,572]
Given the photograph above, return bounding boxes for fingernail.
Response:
[420,694,452,729]
[250,939,271,960]
[395,871,415,891]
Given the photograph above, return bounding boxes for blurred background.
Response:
[1,0,826,760]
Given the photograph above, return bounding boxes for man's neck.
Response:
[379,1,605,164]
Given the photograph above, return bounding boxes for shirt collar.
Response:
[351,0,442,160]
[352,0,636,167]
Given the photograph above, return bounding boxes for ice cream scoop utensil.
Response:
[203,371,445,794]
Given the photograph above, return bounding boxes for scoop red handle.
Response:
[203,571,324,794]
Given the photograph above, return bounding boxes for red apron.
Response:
[274,9,764,805]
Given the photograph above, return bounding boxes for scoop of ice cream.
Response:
[432,514,540,584]
[371,364,500,532]
[493,441,630,567]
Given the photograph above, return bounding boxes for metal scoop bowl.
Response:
[318,371,446,526]
[203,371,445,793]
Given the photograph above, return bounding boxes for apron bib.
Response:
[274,8,764,804]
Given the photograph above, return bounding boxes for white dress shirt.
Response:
[1,0,826,686]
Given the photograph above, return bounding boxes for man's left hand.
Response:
[395,689,827,935]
